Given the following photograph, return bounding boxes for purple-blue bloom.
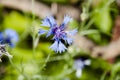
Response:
[0,29,19,47]
[74,58,91,78]
[39,15,77,53]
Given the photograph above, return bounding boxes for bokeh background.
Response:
[0,0,120,80]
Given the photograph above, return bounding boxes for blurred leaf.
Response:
[92,0,113,35]
[87,32,101,44]
[91,58,111,70]
[80,29,99,36]
[111,62,120,80]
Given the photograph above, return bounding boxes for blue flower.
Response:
[39,15,77,53]
[74,59,91,78]
[0,29,19,47]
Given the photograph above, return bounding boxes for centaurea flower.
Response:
[74,58,91,78]
[39,15,77,53]
[0,29,19,47]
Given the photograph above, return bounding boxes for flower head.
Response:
[39,15,77,53]
[74,58,91,78]
[0,29,19,47]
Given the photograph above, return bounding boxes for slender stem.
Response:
[84,18,94,30]
[32,0,35,21]
[39,54,50,71]
[31,0,36,59]
[79,20,86,31]
[32,34,36,59]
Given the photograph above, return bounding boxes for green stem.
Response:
[32,34,36,59]
[32,0,35,21]
[84,18,94,30]
[9,58,30,80]
[79,20,86,31]
[39,54,50,71]
[31,0,36,59]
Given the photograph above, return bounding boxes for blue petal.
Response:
[74,59,85,69]
[38,29,48,35]
[66,38,73,45]
[58,41,67,53]
[49,40,59,52]
[4,29,19,46]
[59,15,72,30]
[61,33,73,45]
[63,15,72,25]
[67,28,77,36]
[46,29,53,37]
[41,16,57,27]
[0,32,4,42]
[76,68,82,78]
[49,41,67,53]
[5,37,12,46]
[62,36,73,45]
[84,59,91,66]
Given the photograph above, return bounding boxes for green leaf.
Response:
[93,7,112,34]
[80,29,99,36]
[87,32,101,44]
[92,0,114,35]
[111,62,120,80]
